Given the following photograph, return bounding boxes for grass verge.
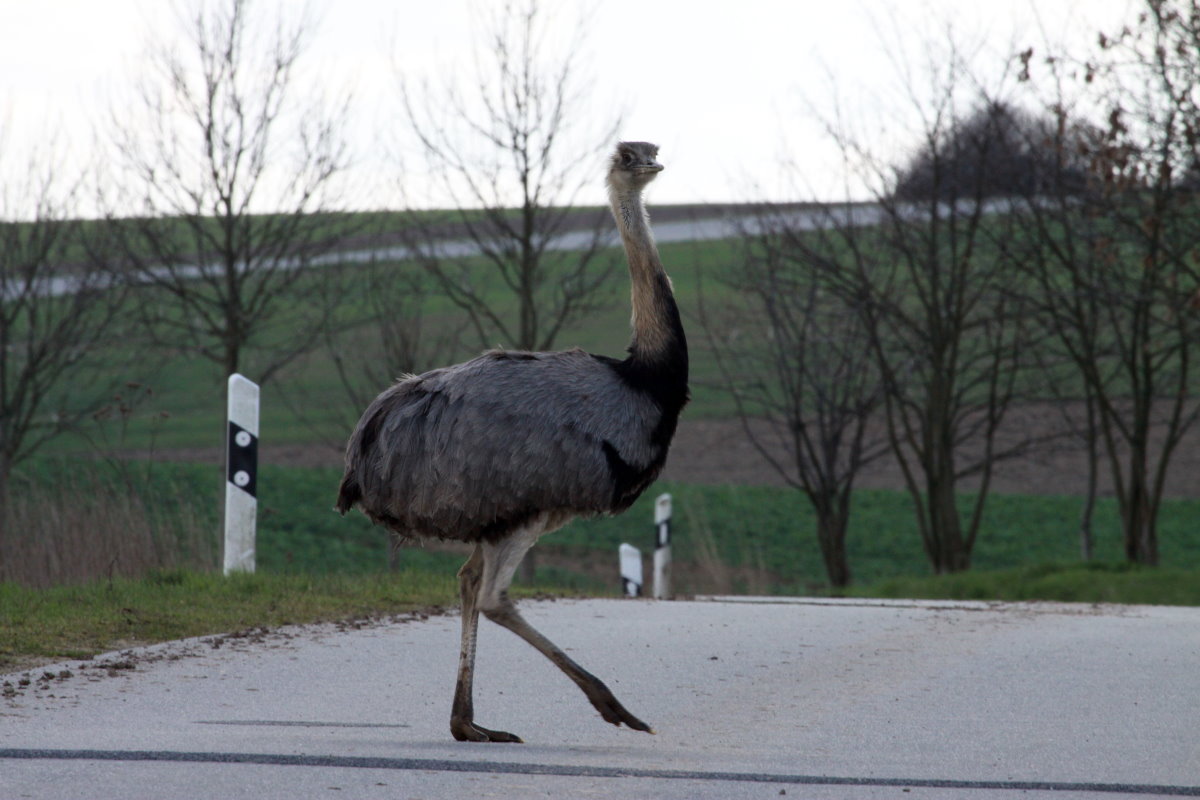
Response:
[5,561,1196,677]
[0,569,474,673]
[852,561,1200,605]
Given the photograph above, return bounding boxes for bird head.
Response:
[608,141,663,193]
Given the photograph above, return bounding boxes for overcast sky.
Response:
[2,0,1135,211]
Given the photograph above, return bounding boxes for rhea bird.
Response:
[336,141,687,743]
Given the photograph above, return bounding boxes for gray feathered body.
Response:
[337,343,686,543]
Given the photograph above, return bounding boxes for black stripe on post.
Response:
[227,421,258,499]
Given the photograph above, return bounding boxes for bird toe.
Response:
[451,719,523,743]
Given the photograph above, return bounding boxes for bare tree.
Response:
[1009,0,1200,565]
[790,42,1044,574]
[396,0,621,355]
[701,211,886,588]
[0,140,132,506]
[105,0,353,384]
[894,92,1113,560]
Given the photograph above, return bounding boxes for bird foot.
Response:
[588,689,654,734]
[450,718,524,743]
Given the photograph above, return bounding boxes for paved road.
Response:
[2,597,1198,799]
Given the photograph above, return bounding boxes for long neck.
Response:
[609,185,687,372]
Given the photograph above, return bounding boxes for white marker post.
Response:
[619,543,643,597]
[653,493,672,600]
[223,373,259,575]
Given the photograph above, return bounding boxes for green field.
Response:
[11,457,1200,593]
[35,236,745,456]
[220,466,1200,591]
[5,220,1200,672]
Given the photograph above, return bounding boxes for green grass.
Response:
[20,204,1196,459]
[0,569,458,670]
[855,561,1200,606]
[13,459,1200,588]
[4,554,1194,675]
[246,463,1200,592]
[551,482,1200,592]
[36,216,1162,456]
[0,567,584,673]
[17,459,1199,592]
[33,236,748,457]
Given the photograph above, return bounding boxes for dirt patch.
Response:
[158,413,1199,499]
[662,412,1200,499]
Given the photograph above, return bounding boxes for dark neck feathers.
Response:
[608,185,688,378]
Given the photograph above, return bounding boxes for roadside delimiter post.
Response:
[619,543,643,597]
[653,493,672,599]
[223,373,259,575]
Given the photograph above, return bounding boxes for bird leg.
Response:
[449,544,522,743]
[482,596,653,734]
[476,528,654,736]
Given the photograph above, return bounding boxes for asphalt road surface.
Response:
[2,596,1198,799]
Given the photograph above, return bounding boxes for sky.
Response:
[1,0,1136,212]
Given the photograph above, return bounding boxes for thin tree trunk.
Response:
[816,514,852,589]
[0,454,11,554]
[224,332,240,379]
[1122,475,1159,566]
[1079,389,1098,561]
[928,473,970,574]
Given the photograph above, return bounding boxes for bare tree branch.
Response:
[0,137,135,504]
[104,0,355,384]
[701,207,888,587]
[395,0,621,354]
[786,49,1047,574]
[1008,0,1200,565]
